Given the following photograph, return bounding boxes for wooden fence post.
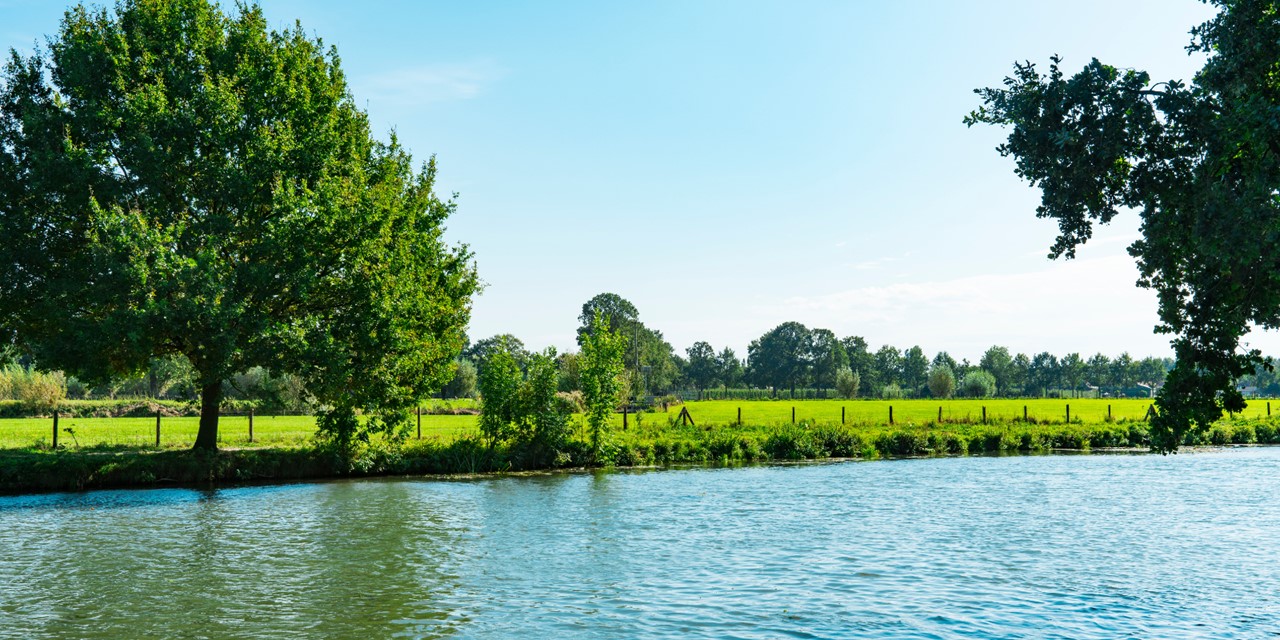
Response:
[249,408,254,443]
[737,406,741,426]
[889,405,894,426]
[982,406,987,424]
[623,406,628,431]
[791,407,795,424]
[842,406,846,424]
[1108,404,1112,420]
[938,406,942,423]
[155,410,161,448]
[1023,405,1028,422]
[1066,404,1070,423]
[52,412,58,450]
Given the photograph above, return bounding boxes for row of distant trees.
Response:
[445,294,1191,401]
[10,289,1279,407]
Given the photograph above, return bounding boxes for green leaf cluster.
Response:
[967,1,1280,450]
[0,0,477,449]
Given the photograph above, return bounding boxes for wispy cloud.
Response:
[356,59,505,106]
[747,255,1175,357]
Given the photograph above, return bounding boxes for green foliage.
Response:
[227,367,311,413]
[717,347,744,389]
[556,352,581,392]
[1,367,68,411]
[880,383,903,400]
[810,329,850,390]
[442,360,478,399]
[967,2,1279,450]
[928,365,956,399]
[475,348,573,464]
[466,335,529,373]
[580,312,627,462]
[961,370,997,399]
[0,0,476,451]
[478,348,522,445]
[979,346,1014,396]
[748,322,814,395]
[519,350,571,453]
[900,346,928,395]
[685,341,719,395]
[835,367,859,399]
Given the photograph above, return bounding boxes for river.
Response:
[3,448,1279,638]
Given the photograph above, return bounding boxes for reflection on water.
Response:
[3,449,1280,638]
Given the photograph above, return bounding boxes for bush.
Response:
[835,367,859,399]
[928,365,955,399]
[442,359,478,399]
[880,383,903,399]
[960,370,996,398]
[8,368,67,412]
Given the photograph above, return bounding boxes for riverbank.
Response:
[3,416,1276,494]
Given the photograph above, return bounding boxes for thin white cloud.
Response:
[357,60,505,106]
[748,255,1174,358]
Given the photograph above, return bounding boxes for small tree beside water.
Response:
[580,313,626,462]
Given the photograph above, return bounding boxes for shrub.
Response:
[835,367,859,399]
[960,370,996,398]
[880,383,903,399]
[555,390,585,414]
[442,359,478,399]
[928,365,955,399]
[13,369,67,412]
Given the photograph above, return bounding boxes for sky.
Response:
[4,0,1273,362]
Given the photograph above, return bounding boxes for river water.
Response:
[2,448,1279,638]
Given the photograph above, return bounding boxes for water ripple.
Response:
[3,449,1280,638]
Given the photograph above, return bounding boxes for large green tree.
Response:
[0,1,477,450]
[748,322,813,396]
[684,341,719,399]
[967,0,1280,450]
[809,329,849,393]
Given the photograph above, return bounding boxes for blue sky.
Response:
[7,0,1268,361]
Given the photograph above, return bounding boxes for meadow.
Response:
[4,397,1277,451]
[0,414,477,450]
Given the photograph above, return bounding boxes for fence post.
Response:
[623,405,628,431]
[842,406,846,424]
[938,406,942,423]
[982,406,987,424]
[52,412,58,450]
[889,405,894,426]
[1108,404,1112,420]
[1066,404,1070,423]
[792,407,795,424]
[249,408,254,443]
[156,410,161,448]
[1024,405,1028,422]
[737,406,741,426]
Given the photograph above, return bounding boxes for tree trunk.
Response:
[193,381,222,451]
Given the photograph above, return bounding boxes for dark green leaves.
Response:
[969,0,1280,451]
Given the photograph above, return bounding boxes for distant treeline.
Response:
[450,293,1276,402]
[6,291,1279,409]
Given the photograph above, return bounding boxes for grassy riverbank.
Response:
[4,413,1277,494]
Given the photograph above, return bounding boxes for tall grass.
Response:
[0,366,67,410]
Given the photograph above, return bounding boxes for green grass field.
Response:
[3,397,1276,451]
[0,414,478,450]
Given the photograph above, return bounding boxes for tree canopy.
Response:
[966,0,1280,450]
[0,0,477,450]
